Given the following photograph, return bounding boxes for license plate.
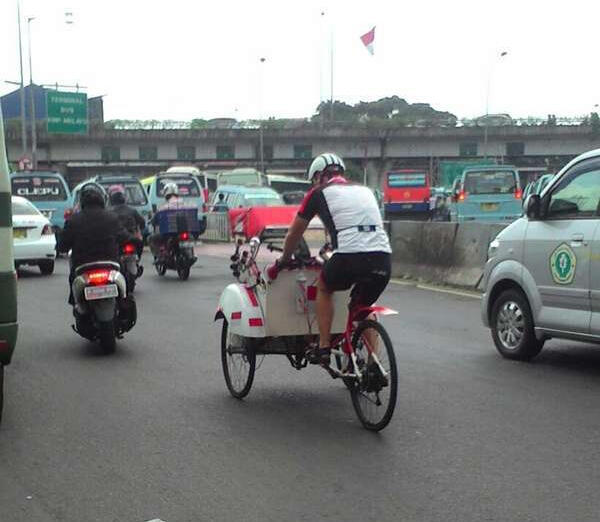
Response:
[84,284,118,301]
[401,204,413,209]
[13,228,26,239]
[179,241,195,248]
[481,203,499,212]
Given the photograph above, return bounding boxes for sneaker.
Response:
[307,346,331,366]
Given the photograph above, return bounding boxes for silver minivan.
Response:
[482,148,600,360]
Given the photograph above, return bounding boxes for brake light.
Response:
[514,189,522,200]
[123,243,136,255]
[458,190,467,202]
[64,208,73,220]
[85,269,110,285]
[179,232,190,241]
[0,340,8,353]
[203,188,209,204]
[42,224,53,235]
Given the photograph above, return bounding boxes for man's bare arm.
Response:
[281,216,309,262]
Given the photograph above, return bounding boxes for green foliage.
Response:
[314,96,457,127]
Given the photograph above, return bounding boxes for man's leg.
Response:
[316,276,335,349]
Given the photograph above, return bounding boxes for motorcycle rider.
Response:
[149,182,187,258]
[107,184,146,258]
[269,152,392,365]
[58,184,131,305]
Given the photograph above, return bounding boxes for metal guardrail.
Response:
[203,212,230,242]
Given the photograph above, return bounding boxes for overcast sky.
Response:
[1,0,598,122]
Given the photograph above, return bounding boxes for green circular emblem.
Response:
[550,243,577,285]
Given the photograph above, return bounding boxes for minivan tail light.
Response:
[458,190,467,202]
[514,189,523,200]
[42,225,53,235]
[64,208,73,220]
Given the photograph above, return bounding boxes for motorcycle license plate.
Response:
[179,241,195,248]
[84,284,118,301]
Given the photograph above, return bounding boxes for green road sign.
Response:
[46,91,88,134]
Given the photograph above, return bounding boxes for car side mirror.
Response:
[525,194,541,219]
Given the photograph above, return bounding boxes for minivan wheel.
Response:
[491,289,544,361]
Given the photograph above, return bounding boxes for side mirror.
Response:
[525,194,541,219]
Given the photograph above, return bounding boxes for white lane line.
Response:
[146,519,166,522]
[390,279,481,299]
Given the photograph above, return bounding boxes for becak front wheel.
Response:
[221,320,256,399]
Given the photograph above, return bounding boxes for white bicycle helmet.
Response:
[307,152,346,182]
[162,182,179,198]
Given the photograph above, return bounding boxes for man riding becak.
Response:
[268,152,392,365]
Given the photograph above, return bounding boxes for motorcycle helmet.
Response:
[162,182,179,199]
[80,184,106,209]
[108,184,126,205]
[307,152,345,183]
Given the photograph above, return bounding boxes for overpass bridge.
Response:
[5,123,600,187]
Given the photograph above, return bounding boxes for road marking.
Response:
[146,519,166,522]
[390,279,481,300]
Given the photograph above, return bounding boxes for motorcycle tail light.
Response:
[123,243,136,255]
[85,269,111,285]
[42,225,53,235]
[179,232,190,241]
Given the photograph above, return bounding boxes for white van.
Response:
[482,148,600,361]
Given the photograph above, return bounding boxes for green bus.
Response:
[0,107,18,423]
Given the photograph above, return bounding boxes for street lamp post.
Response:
[16,0,27,157]
[27,16,37,169]
[483,50,508,159]
[259,57,266,174]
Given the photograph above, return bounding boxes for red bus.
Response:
[382,169,432,219]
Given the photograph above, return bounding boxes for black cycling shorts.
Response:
[321,252,391,307]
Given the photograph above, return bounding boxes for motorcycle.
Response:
[154,231,197,281]
[119,240,143,293]
[71,261,137,353]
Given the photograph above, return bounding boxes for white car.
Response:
[12,196,56,275]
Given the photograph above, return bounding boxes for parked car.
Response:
[450,165,522,222]
[482,148,600,360]
[12,196,57,274]
[10,170,71,237]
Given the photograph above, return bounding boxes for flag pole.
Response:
[329,25,334,122]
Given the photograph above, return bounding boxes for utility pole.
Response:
[27,16,37,169]
[17,0,27,156]
[259,57,266,174]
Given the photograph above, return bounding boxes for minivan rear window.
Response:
[463,171,518,195]
[11,176,68,201]
[156,177,200,197]
[99,181,148,206]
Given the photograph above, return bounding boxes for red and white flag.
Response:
[360,26,376,55]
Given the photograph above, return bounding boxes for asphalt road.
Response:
[2,245,600,522]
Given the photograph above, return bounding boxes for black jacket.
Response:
[58,206,130,269]
[110,203,146,236]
